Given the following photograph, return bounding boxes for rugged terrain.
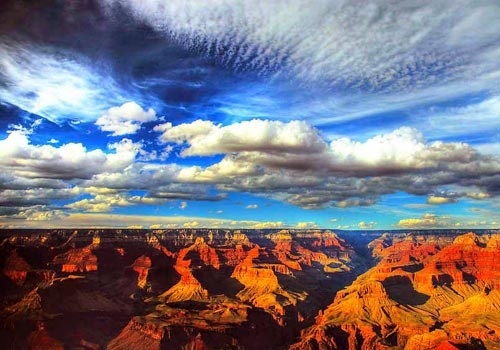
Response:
[0,229,498,349]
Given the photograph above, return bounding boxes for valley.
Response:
[0,229,498,349]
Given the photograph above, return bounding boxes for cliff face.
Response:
[292,232,500,350]
[2,249,31,285]
[52,246,98,273]
[1,229,497,350]
[132,255,152,289]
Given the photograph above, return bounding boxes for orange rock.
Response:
[132,255,151,289]
[53,247,98,273]
[3,249,30,285]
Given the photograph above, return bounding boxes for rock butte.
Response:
[0,229,498,349]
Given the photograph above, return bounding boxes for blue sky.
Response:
[0,0,499,229]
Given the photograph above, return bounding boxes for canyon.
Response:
[0,228,498,349]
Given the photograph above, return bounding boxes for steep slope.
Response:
[292,232,500,350]
[157,237,212,303]
[52,246,98,273]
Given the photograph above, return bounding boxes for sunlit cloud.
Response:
[96,102,157,136]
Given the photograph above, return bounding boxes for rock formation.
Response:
[291,232,500,350]
[2,249,31,285]
[0,228,497,349]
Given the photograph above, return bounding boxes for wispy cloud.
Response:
[109,0,500,124]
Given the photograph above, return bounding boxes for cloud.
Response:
[466,192,490,200]
[19,206,67,221]
[66,194,131,213]
[155,119,325,156]
[296,221,317,229]
[0,130,139,180]
[426,195,457,205]
[249,221,284,229]
[182,221,199,228]
[96,102,157,136]
[112,0,500,96]
[0,40,128,123]
[397,213,443,229]
[245,204,258,209]
[357,221,377,230]
[395,212,498,229]
[336,198,378,208]
[1,115,498,219]
[420,96,500,140]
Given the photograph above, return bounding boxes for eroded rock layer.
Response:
[292,232,500,350]
[0,228,498,349]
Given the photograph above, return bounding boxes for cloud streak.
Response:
[110,0,500,93]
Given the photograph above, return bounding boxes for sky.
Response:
[0,0,499,230]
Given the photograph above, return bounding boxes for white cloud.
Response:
[0,212,289,229]
[155,119,325,156]
[156,118,499,208]
[420,96,500,140]
[66,194,131,213]
[0,40,125,123]
[0,131,139,180]
[182,220,199,228]
[245,204,258,209]
[397,213,443,228]
[394,213,498,229]
[296,221,317,229]
[427,195,456,205]
[357,221,377,230]
[111,0,500,97]
[96,102,157,136]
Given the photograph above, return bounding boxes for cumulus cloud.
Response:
[155,119,326,156]
[0,130,139,180]
[182,221,199,228]
[1,114,498,220]
[296,221,317,229]
[358,221,377,230]
[153,118,499,208]
[0,212,288,229]
[394,213,497,229]
[20,117,500,211]
[157,120,499,177]
[427,195,457,205]
[96,102,157,136]
[397,213,443,229]
[66,194,131,213]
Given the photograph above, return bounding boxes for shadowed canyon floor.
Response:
[0,229,498,349]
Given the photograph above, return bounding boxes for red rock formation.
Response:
[220,244,248,266]
[291,232,500,350]
[107,317,163,350]
[53,247,98,273]
[132,255,151,289]
[231,245,306,324]
[3,249,30,285]
[158,238,217,302]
